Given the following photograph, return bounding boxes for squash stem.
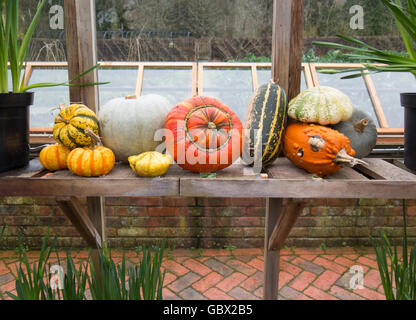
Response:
[354,119,369,133]
[84,128,102,149]
[335,148,368,167]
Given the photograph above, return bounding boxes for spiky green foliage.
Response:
[88,242,165,300]
[0,0,106,93]
[372,202,416,300]
[313,0,416,79]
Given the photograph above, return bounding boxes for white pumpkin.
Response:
[99,95,171,162]
[288,86,354,125]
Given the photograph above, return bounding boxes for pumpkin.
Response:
[67,129,115,177]
[243,81,287,167]
[331,109,378,159]
[39,144,71,171]
[165,96,243,173]
[283,122,366,176]
[288,86,354,125]
[53,104,100,149]
[128,152,172,177]
[99,95,171,162]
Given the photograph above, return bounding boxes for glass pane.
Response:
[99,68,138,106]
[28,68,70,128]
[141,68,193,106]
[257,68,307,91]
[316,70,379,127]
[371,72,416,128]
[203,68,253,122]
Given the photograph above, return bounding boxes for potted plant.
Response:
[0,0,102,172]
[313,0,416,170]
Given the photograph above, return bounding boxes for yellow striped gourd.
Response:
[243,81,288,167]
[53,104,100,149]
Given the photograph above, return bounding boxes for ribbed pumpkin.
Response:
[288,86,353,125]
[39,144,71,171]
[67,129,115,177]
[243,81,287,167]
[99,95,171,162]
[128,152,172,177]
[165,96,242,173]
[283,123,366,176]
[53,104,100,149]
[332,109,378,159]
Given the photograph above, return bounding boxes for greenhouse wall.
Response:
[0,197,414,250]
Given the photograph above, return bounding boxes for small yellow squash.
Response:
[128,152,172,177]
[39,144,71,171]
[67,129,115,177]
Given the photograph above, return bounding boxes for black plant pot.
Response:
[401,93,416,171]
[0,92,34,173]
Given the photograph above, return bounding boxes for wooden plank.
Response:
[56,196,102,247]
[197,63,204,96]
[303,63,314,88]
[364,72,389,128]
[327,167,368,180]
[192,62,198,96]
[272,0,304,101]
[23,64,33,87]
[0,159,44,178]
[268,199,306,251]
[0,177,180,197]
[264,198,282,300]
[266,158,313,180]
[354,158,416,181]
[135,64,144,96]
[64,0,99,111]
[251,65,258,91]
[180,178,416,199]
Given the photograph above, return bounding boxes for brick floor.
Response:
[0,247,392,300]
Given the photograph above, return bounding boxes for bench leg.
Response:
[86,196,106,282]
[264,198,283,300]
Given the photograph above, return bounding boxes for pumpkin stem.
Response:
[207,122,217,130]
[354,119,369,133]
[334,148,368,167]
[125,95,137,100]
[84,128,102,149]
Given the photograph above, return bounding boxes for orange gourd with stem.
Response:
[39,144,71,171]
[67,129,115,177]
[283,122,367,176]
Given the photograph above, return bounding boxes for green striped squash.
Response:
[288,86,353,125]
[53,104,100,149]
[243,81,288,167]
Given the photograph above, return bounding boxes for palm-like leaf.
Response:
[314,0,416,78]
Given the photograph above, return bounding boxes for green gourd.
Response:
[331,109,377,159]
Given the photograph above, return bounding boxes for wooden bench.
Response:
[1,157,415,299]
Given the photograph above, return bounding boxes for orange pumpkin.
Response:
[283,123,366,176]
[67,129,115,177]
[39,144,71,171]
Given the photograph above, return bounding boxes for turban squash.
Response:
[288,86,353,125]
[165,96,242,173]
[53,104,100,149]
[283,122,366,176]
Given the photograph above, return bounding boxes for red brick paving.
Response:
[0,247,393,300]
